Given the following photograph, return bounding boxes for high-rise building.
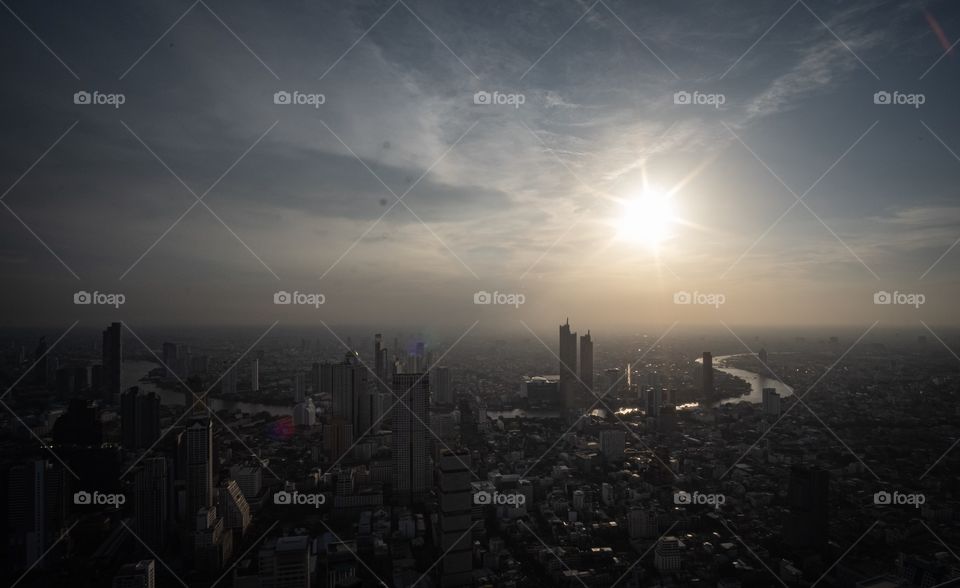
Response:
[251,360,259,392]
[132,457,168,550]
[293,372,305,403]
[258,536,310,588]
[112,559,156,588]
[559,319,578,409]
[7,460,47,570]
[599,429,626,461]
[762,387,781,417]
[392,373,430,504]
[184,417,213,518]
[579,331,593,399]
[374,333,387,391]
[654,536,684,571]
[293,398,316,427]
[222,365,238,395]
[102,322,123,403]
[121,387,161,449]
[218,479,251,535]
[437,449,472,587]
[433,366,452,406]
[644,387,661,420]
[701,352,714,397]
[229,464,263,501]
[783,465,830,551]
[322,351,373,435]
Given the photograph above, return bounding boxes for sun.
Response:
[615,188,677,247]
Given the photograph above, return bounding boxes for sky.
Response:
[2,0,960,331]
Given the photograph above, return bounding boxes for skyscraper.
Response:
[762,387,781,416]
[112,560,156,588]
[701,352,714,397]
[7,460,47,570]
[559,319,578,409]
[293,372,305,403]
[121,387,161,449]
[251,359,259,392]
[132,457,168,550]
[437,449,472,587]
[392,373,430,504]
[102,322,123,403]
[783,465,830,551]
[374,333,387,392]
[433,366,452,406]
[183,416,213,518]
[222,365,237,395]
[579,331,593,399]
[218,478,251,536]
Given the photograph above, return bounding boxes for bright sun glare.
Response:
[615,188,677,247]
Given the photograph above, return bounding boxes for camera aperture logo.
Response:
[474,490,526,506]
[473,290,525,308]
[473,90,526,109]
[273,490,325,508]
[273,90,326,108]
[673,90,725,108]
[74,90,126,109]
[873,490,925,508]
[674,490,725,506]
[274,290,325,308]
[74,290,126,308]
[873,290,924,308]
[74,490,126,507]
[873,90,925,109]
[673,290,725,308]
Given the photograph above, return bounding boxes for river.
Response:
[698,353,794,406]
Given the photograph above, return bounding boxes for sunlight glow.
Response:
[615,188,677,247]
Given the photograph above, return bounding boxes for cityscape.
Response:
[3,1,960,587]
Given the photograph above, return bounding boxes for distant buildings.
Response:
[580,331,593,398]
[121,387,160,449]
[102,322,123,403]
[432,366,453,406]
[762,387,781,417]
[701,352,714,397]
[251,359,259,392]
[112,559,155,588]
[599,429,626,461]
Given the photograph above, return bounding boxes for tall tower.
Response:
[579,331,593,400]
[437,449,472,587]
[374,333,386,390]
[433,366,452,406]
[559,319,578,409]
[121,387,160,449]
[391,373,430,504]
[701,352,714,398]
[102,322,123,403]
[132,457,168,550]
[251,360,259,392]
[183,417,213,518]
